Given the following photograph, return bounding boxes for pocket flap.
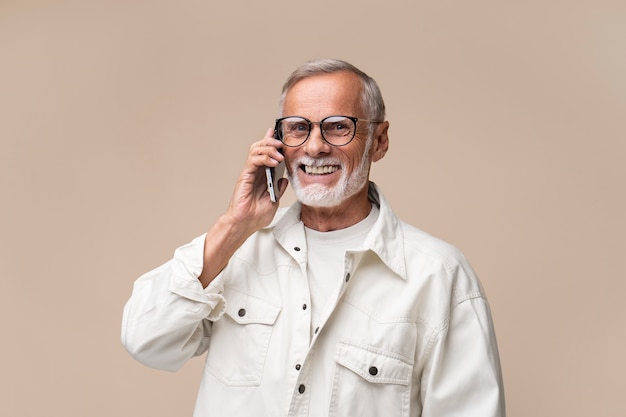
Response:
[335,340,413,386]
[224,287,281,325]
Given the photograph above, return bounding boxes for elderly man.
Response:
[122,59,505,416]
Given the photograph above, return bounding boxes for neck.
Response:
[300,186,372,232]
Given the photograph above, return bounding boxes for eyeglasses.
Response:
[274,115,382,147]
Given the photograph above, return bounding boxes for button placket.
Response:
[343,255,354,287]
[337,269,354,301]
[291,366,312,412]
[287,236,306,266]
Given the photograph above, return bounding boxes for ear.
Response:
[371,121,389,162]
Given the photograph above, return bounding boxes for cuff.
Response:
[168,234,227,321]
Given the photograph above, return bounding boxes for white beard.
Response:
[288,138,373,208]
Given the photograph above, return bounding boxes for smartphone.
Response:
[265,162,285,203]
[265,129,285,203]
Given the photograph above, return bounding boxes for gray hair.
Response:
[278,59,386,122]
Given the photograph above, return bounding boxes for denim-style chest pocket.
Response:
[205,288,281,386]
[330,340,413,417]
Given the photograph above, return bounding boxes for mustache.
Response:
[291,156,342,167]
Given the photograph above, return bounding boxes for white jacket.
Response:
[122,183,505,417]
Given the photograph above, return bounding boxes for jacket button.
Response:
[294,246,301,252]
[298,384,306,394]
[295,364,301,371]
[369,366,378,376]
[345,272,351,282]
[238,308,246,317]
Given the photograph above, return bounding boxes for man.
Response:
[122,59,505,416]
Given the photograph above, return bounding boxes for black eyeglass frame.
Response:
[274,115,382,147]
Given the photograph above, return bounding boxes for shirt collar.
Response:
[269,182,407,280]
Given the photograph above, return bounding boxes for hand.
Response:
[225,127,288,234]
[198,128,288,287]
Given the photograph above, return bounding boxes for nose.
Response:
[302,123,331,156]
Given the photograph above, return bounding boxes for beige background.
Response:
[1,0,625,416]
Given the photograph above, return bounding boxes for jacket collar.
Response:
[270,182,407,280]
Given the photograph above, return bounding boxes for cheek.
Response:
[282,150,297,173]
[344,143,368,169]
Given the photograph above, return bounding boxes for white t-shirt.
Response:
[304,204,379,338]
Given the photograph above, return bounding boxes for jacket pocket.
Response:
[205,287,281,386]
[330,339,413,417]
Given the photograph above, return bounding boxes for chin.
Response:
[290,169,369,208]
[294,184,349,208]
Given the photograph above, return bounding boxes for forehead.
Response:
[282,71,363,118]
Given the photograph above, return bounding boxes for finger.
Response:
[264,127,275,139]
[249,144,284,166]
[262,127,283,149]
[251,129,281,148]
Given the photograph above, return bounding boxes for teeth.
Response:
[304,165,339,175]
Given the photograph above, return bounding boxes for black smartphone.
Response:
[265,129,285,203]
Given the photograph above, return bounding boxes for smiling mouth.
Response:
[302,165,340,175]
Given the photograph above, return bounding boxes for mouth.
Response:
[301,164,340,175]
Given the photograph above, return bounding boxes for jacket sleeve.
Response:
[420,293,506,417]
[121,234,227,372]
